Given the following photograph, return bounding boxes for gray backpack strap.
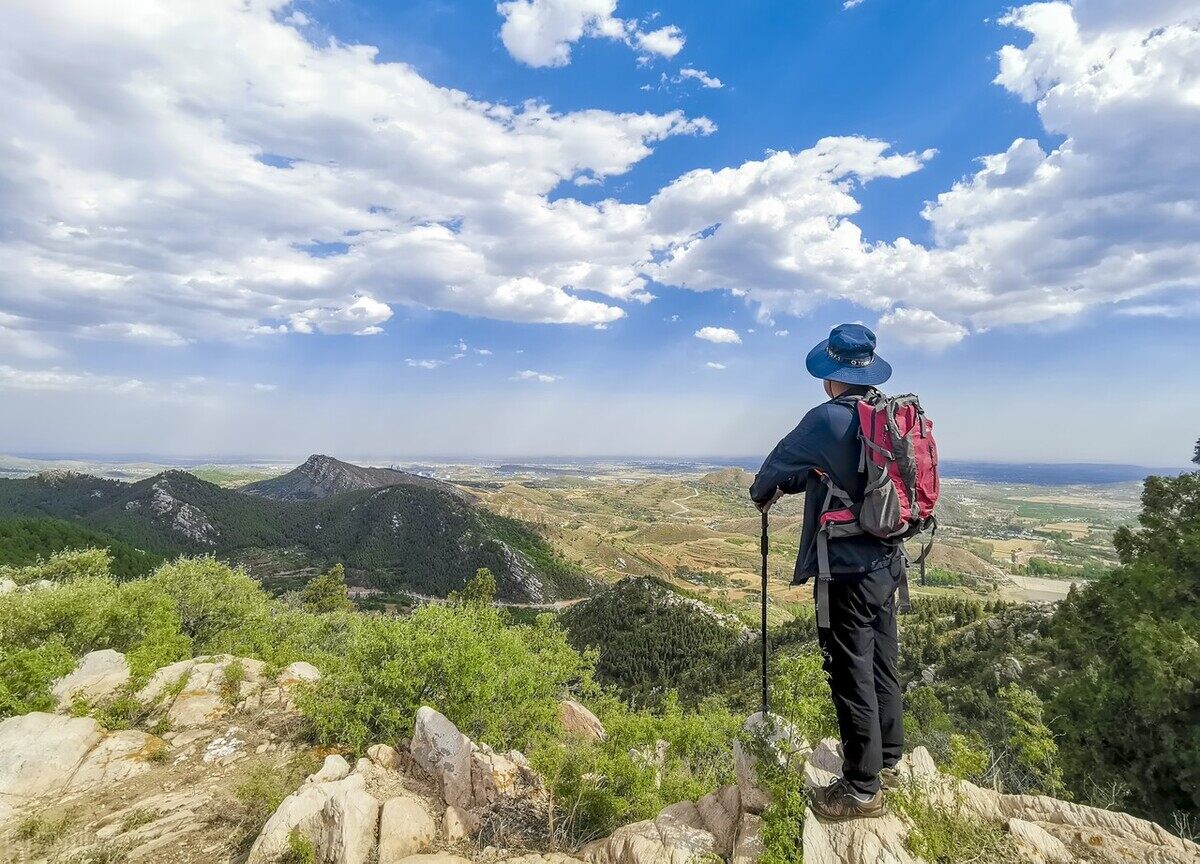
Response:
[897,566,911,614]
[816,533,832,629]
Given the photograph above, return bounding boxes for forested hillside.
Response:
[561,577,757,707]
[0,469,590,601]
[0,517,161,580]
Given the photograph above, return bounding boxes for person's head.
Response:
[805,323,892,393]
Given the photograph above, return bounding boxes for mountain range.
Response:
[0,456,589,601]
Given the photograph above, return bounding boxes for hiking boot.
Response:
[880,766,903,790]
[809,777,885,821]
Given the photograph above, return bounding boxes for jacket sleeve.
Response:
[749,406,830,505]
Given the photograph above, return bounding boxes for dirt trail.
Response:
[670,486,700,516]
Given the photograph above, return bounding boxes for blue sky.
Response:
[0,0,1197,463]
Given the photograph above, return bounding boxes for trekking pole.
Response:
[760,510,770,714]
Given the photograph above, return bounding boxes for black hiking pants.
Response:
[816,557,904,795]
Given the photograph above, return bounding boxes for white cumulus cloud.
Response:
[876,308,968,352]
[694,326,742,344]
[512,369,561,382]
[498,0,685,67]
[0,0,713,351]
[678,67,723,89]
[705,362,725,370]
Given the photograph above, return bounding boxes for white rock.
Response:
[392,855,472,864]
[136,659,196,705]
[734,712,807,814]
[471,747,520,805]
[278,661,321,686]
[559,699,606,742]
[368,743,402,772]
[411,706,474,809]
[1007,818,1073,864]
[802,808,917,864]
[247,773,378,864]
[695,785,739,858]
[583,800,717,864]
[442,805,480,842]
[0,578,17,595]
[306,754,352,784]
[0,712,104,801]
[52,649,131,708]
[378,795,437,862]
[67,730,160,790]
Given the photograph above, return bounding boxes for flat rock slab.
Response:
[0,712,104,803]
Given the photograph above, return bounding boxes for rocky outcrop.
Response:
[793,737,1200,864]
[248,772,380,864]
[733,711,807,814]
[135,653,304,729]
[52,649,131,708]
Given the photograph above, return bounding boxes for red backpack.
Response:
[813,390,939,627]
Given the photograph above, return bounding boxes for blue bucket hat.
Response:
[805,323,892,386]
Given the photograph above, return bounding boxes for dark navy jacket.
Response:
[749,388,900,584]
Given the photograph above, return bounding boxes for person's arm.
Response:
[749,407,830,510]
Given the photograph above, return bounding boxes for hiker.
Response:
[749,323,928,821]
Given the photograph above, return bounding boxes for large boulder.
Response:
[0,713,104,802]
[0,577,17,595]
[411,706,474,809]
[559,699,606,742]
[247,773,379,864]
[52,649,131,708]
[378,795,437,863]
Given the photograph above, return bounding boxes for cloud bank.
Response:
[1,0,1196,363]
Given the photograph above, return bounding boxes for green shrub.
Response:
[281,829,316,864]
[528,693,740,847]
[300,564,353,614]
[0,639,75,718]
[299,603,589,754]
[14,813,72,846]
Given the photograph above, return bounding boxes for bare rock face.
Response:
[559,699,606,743]
[51,649,131,709]
[792,737,1200,864]
[279,660,322,686]
[67,729,162,791]
[378,794,438,863]
[411,706,474,809]
[0,713,105,802]
[0,577,16,595]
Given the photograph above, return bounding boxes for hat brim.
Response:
[805,339,892,385]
